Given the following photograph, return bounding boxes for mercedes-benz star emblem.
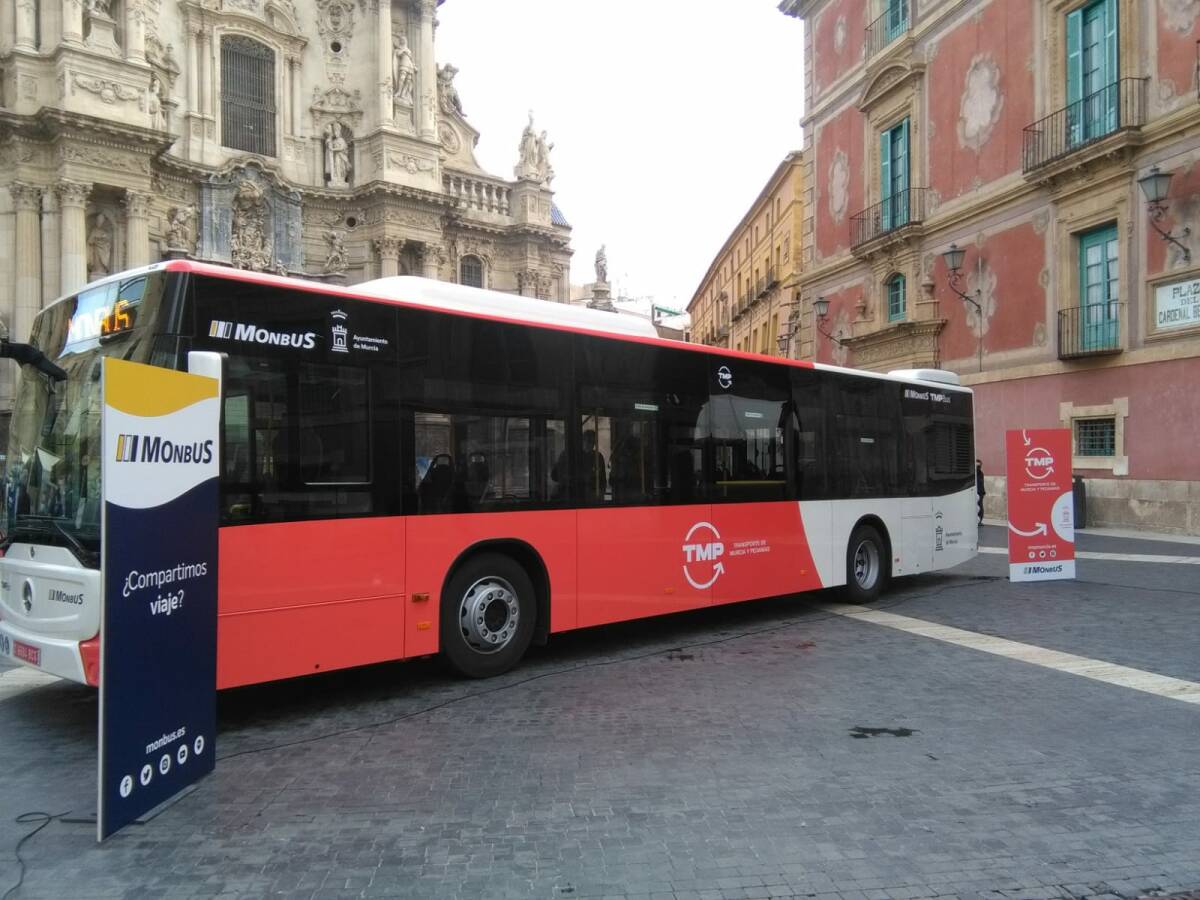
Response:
[22,581,34,614]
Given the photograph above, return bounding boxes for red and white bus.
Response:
[0,261,976,687]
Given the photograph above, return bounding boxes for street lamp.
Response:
[814,296,846,347]
[1137,166,1192,263]
[942,243,984,374]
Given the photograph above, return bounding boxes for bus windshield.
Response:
[3,272,174,564]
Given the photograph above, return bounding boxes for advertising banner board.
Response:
[1005,428,1075,582]
[98,358,220,841]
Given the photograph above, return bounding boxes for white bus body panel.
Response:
[801,487,977,588]
[0,544,99,683]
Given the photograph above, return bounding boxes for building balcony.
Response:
[865,0,910,59]
[1022,78,1148,176]
[1058,302,1124,359]
[850,188,928,253]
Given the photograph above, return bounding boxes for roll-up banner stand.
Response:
[1005,428,1075,583]
[98,354,222,841]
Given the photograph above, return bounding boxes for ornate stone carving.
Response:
[57,144,150,174]
[383,150,434,174]
[0,145,36,168]
[225,0,263,13]
[392,34,415,106]
[148,74,168,130]
[323,122,353,188]
[71,73,142,107]
[87,211,116,279]
[8,183,42,212]
[514,113,554,184]
[374,237,402,258]
[166,205,197,251]
[230,180,273,271]
[437,64,463,116]
[594,244,608,284]
[56,180,92,208]
[124,190,153,219]
[323,229,348,273]
[311,83,364,130]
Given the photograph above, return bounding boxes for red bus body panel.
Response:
[217,518,406,689]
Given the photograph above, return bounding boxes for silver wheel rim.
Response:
[459,576,520,654]
[853,540,880,590]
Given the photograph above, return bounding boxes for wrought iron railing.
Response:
[865,0,910,58]
[1022,78,1148,173]
[1058,301,1123,359]
[850,187,927,249]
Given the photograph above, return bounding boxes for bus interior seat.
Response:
[419,453,454,512]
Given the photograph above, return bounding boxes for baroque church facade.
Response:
[0,0,573,408]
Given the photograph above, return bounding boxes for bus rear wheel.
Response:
[843,524,889,603]
[440,552,536,678]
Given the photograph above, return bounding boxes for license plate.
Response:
[13,640,40,667]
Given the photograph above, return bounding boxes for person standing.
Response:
[975,459,985,525]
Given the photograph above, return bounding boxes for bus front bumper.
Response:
[0,619,95,686]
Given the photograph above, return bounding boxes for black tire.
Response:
[440,552,537,678]
[842,523,889,603]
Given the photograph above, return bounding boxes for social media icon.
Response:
[140,764,153,786]
[194,735,205,755]
[177,744,188,766]
[159,754,171,776]
[120,775,133,798]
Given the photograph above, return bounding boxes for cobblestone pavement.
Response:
[2,533,1198,900]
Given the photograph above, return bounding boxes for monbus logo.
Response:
[208,319,317,350]
[682,521,726,590]
[115,434,215,465]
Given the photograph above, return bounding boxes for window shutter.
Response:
[896,118,910,224]
[880,129,892,230]
[1066,8,1083,106]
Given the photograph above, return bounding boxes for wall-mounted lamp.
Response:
[1137,166,1192,263]
[942,244,984,374]
[814,296,846,347]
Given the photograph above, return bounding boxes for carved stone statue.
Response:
[324,122,352,188]
[87,213,114,279]
[148,75,167,130]
[230,180,272,271]
[393,35,415,106]
[437,63,463,116]
[165,205,196,251]
[515,113,553,183]
[87,0,113,17]
[323,230,348,274]
[595,245,608,285]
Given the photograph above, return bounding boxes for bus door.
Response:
[574,340,711,627]
[707,359,822,604]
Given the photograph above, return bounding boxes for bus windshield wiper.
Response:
[11,516,98,567]
[0,339,67,381]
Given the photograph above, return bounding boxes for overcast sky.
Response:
[436,0,805,317]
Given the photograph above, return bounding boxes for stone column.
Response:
[41,189,61,305]
[377,0,393,127]
[125,0,146,63]
[62,0,84,45]
[57,181,91,296]
[419,242,439,279]
[200,31,213,117]
[414,0,437,141]
[287,56,300,135]
[374,238,401,278]
[186,26,199,114]
[15,0,37,50]
[124,190,152,268]
[10,184,42,345]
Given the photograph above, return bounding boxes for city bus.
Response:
[0,260,976,687]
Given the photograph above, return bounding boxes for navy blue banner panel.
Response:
[98,359,220,841]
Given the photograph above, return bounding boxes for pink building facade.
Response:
[780,0,1200,533]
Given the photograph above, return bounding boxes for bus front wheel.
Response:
[440,552,537,678]
[843,524,889,603]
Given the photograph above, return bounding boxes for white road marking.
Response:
[978,546,1200,564]
[819,603,1200,705]
[0,664,60,702]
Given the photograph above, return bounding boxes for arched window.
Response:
[887,273,906,322]
[221,36,277,156]
[460,255,483,288]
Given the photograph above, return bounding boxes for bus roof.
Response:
[72,261,970,394]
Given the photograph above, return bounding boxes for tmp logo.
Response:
[716,366,733,390]
[330,309,349,353]
[682,521,725,590]
[1024,446,1055,480]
